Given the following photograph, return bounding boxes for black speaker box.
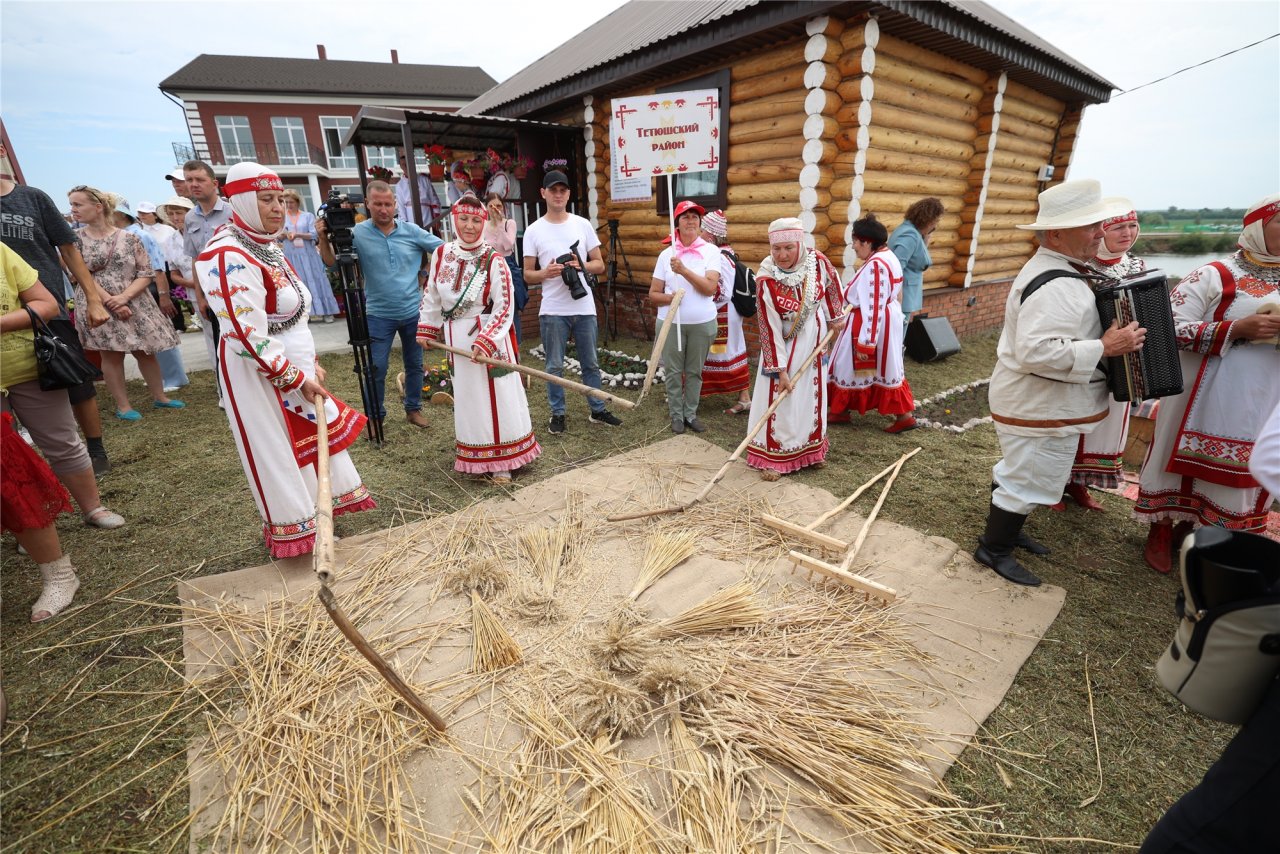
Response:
[905,314,961,363]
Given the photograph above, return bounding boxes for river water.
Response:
[1141,253,1221,278]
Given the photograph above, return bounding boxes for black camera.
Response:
[556,239,595,300]
[318,188,358,252]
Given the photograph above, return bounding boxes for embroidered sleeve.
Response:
[817,253,843,321]
[202,247,303,391]
[418,245,445,340]
[475,253,514,357]
[1170,266,1232,356]
[756,276,786,374]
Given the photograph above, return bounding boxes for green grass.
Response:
[0,330,1232,851]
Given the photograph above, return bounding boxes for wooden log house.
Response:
[461,0,1113,341]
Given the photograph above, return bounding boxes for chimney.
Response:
[390,49,399,64]
[316,44,327,60]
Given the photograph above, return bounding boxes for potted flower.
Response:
[512,154,534,179]
[543,157,568,174]
[423,144,451,180]
[467,157,488,183]
[367,165,394,183]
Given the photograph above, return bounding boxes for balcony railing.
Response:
[171,141,328,169]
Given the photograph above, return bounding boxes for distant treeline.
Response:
[1137,207,1245,226]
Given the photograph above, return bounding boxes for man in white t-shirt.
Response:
[522,170,622,433]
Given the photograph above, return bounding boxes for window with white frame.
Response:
[320,116,356,170]
[215,116,254,164]
[271,117,308,165]
[364,145,397,169]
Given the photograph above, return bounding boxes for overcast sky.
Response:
[2,0,1276,213]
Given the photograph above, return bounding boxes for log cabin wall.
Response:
[523,11,1090,346]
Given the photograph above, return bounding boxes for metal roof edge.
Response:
[469,0,844,118]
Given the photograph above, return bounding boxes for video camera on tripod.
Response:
[317,189,364,254]
[556,239,597,301]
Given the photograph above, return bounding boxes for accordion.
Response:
[1095,269,1183,402]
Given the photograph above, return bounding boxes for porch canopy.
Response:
[340,106,582,227]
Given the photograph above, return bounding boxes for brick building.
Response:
[159,48,495,211]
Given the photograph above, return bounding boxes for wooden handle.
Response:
[317,585,448,732]
[806,447,921,530]
[691,317,844,505]
[313,392,336,585]
[636,288,684,405]
[839,450,914,572]
[423,339,635,410]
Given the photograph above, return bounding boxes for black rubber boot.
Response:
[974,503,1042,586]
[990,482,1050,555]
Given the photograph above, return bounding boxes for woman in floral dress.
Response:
[68,185,183,420]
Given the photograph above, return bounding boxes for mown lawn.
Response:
[0,329,1230,852]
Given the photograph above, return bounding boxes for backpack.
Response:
[722,249,757,317]
[1156,527,1280,724]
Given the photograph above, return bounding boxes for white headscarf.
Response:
[1239,193,1280,264]
[1095,202,1138,263]
[224,162,285,240]
[450,192,488,251]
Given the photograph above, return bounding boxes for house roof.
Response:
[160,54,496,100]
[463,0,1114,117]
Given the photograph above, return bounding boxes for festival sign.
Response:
[609,88,721,200]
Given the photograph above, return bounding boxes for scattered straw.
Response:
[443,557,511,599]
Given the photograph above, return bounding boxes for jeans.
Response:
[657,317,717,421]
[508,254,527,345]
[367,314,423,419]
[539,314,604,416]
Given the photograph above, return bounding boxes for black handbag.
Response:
[24,306,103,391]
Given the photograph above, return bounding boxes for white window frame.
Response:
[271,117,309,165]
[364,145,397,169]
[215,116,254,164]
[320,116,356,170]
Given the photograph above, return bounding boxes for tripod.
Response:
[604,218,650,342]
[332,244,384,447]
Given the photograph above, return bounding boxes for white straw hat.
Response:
[1016,180,1132,230]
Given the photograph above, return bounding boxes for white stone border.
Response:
[530,344,662,389]
[914,378,993,433]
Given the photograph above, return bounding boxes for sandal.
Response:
[83,506,126,529]
[31,555,80,623]
[726,401,751,415]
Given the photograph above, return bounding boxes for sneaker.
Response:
[670,417,685,434]
[163,385,182,393]
[684,417,706,433]
[589,409,622,427]
[548,414,566,434]
[90,453,111,479]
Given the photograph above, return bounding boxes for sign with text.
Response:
[610,89,721,190]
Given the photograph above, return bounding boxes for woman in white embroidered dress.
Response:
[746,217,846,481]
[195,163,374,558]
[1055,202,1144,512]
[1136,193,1280,573]
[418,193,540,485]
[828,213,916,433]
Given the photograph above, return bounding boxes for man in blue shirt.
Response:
[318,180,442,429]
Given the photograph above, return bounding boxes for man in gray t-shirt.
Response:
[0,148,114,474]
[180,161,232,394]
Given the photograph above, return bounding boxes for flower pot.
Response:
[469,164,487,182]
[428,163,444,180]
[513,165,528,179]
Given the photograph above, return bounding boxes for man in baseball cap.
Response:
[163,166,190,199]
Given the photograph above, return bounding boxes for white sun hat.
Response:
[1016,180,1133,230]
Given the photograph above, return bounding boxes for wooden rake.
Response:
[607,314,848,523]
[634,288,684,405]
[312,393,448,732]
[424,339,636,411]
[761,447,922,553]
[786,447,921,604]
